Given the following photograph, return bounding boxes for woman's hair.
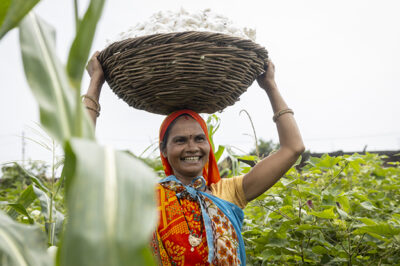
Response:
[159,114,192,152]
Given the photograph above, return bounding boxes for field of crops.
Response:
[2,149,400,265]
[1,1,400,265]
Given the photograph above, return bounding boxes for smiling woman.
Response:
[84,51,305,265]
[160,115,211,184]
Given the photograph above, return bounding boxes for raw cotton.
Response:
[106,8,256,46]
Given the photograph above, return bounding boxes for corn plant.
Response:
[0,1,158,265]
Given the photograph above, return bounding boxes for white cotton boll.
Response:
[180,7,189,15]
[227,26,238,33]
[213,22,225,32]
[106,8,256,43]
[175,20,186,31]
[31,210,41,218]
[192,12,202,22]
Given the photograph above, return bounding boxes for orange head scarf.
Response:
[159,110,221,186]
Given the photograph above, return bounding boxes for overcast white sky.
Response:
[1,0,400,164]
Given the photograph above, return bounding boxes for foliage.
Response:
[19,12,94,143]
[0,0,39,39]
[0,0,158,265]
[0,210,52,266]
[242,153,400,265]
[0,161,65,246]
[67,0,105,89]
[59,139,157,266]
[0,161,48,191]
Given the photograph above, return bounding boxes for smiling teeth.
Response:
[183,156,200,161]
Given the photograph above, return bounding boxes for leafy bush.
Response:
[243,153,400,265]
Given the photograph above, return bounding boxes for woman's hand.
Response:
[256,59,276,92]
[84,51,105,126]
[86,51,105,84]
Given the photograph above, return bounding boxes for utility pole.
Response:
[22,130,26,167]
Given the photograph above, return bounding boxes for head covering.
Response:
[159,109,220,186]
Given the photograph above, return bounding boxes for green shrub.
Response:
[243,153,400,265]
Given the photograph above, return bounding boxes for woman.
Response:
[85,52,305,265]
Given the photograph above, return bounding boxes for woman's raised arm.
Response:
[83,51,105,126]
[242,60,305,202]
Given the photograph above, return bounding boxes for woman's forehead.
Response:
[169,116,205,136]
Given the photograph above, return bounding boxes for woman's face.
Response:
[162,116,210,182]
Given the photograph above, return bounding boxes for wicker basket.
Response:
[98,31,268,115]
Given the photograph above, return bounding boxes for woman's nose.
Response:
[186,139,199,151]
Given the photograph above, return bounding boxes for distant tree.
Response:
[250,139,280,158]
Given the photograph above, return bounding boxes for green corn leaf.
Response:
[6,203,34,224]
[0,210,51,266]
[19,12,94,144]
[32,186,64,244]
[0,0,39,39]
[66,0,105,89]
[59,138,157,266]
[214,145,225,163]
[6,185,37,220]
[13,163,49,193]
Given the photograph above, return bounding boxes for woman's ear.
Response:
[160,143,167,158]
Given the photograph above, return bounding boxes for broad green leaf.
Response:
[0,0,39,39]
[59,139,157,266]
[66,0,105,89]
[336,195,350,212]
[0,210,51,266]
[336,207,350,219]
[315,154,342,169]
[309,208,336,219]
[296,224,322,231]
[353,223,400,237]
[7,185,37,219]
[312,245,328,255]
[359,201,377,211]
[19,13,94,144]
[358,217,377,226]
[7,203,34,224]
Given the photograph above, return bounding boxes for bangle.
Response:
[81,94,101,112]
[85,106,100,117]
[273,108,294,122]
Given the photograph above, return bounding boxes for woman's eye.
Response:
[195,136,206,142]
[174,137,186,144]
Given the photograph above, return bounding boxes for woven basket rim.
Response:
[98,31,268,115]
[101,31,268,61]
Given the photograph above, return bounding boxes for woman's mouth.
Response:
[181,156,201,162]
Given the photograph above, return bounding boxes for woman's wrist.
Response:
[91,73,105,85]
[262,80,278,94]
